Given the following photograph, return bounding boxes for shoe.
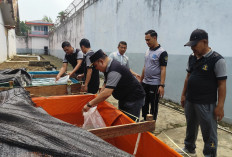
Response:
[175,147,197,157]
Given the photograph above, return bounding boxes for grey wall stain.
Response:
[144,0,162,25]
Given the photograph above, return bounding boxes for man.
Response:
[56,41,84,81]
[179,29,227,157]
[140,30,168,121]
[79,38,99,94]
[109,41,140,80]
[82,49,145,121]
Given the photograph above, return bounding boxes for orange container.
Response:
[32,95,181,157]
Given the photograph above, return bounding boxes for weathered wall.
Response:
[0,10,8,63]
[49,0,232,123]
[49,9,85,59]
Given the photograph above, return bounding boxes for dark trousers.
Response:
[184,100,217,157]
[118,97,144,122]
[142,83,160,120]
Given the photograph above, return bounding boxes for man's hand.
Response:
[135,74,141,82]
[82,104,90,112]
[77,74,84,79]
[158,86,164,98]
[214,105,224,121]
[55,76,61,81]
[81,85,88,93]
[67,72,74,77]
[180,95,186,108]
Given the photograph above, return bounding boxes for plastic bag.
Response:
[56,75,70,84]
[82,106,106,130]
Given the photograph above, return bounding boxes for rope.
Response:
[161,131,191,157]
[133,133,141,156]
[119,109,139,122]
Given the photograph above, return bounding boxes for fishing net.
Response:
[0,88,131,157]
[0,69,32,87]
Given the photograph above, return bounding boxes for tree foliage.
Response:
[42,16,53,23]
[57,11,67,23]
[19,21,30,36]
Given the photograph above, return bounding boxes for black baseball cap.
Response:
[184,29,208,46]
[89,49,107,67]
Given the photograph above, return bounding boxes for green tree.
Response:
[42,16,53,23]
[57,11,67,23]
[19,21,30,36]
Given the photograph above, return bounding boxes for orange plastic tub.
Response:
[32,95,181,157]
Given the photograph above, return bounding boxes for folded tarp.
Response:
[0,88,131,157]
[0,69,32,87]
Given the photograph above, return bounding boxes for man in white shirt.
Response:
[109,41,140,80]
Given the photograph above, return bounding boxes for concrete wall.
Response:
[49,9,85,59]
[31,37,49,55]
[49,0,232,123]
[8,29,17,58]
[0,10,8,63]
[0,9,16,63]
[16,36,49,55]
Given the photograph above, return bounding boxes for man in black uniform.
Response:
[56,41,84,81]
[79,39,99,94]
[178,29,227,157]
[82,49,145,121]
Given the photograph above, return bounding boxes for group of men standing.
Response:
[56,28,227,157]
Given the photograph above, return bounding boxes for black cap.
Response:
[89,49,107,66]
[184,29,208,46]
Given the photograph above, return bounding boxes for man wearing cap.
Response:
[82,49,145,121]
[109,41,140,80]
[79,38,99,94]
[179,29,227,157]
[56,41,85,81]
[140,29,168,121]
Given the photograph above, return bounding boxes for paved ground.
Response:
[1,54,232,157]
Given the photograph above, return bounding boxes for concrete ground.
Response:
[106,95,232,157]
[1,54,231,157]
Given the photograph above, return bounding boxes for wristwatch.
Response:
[86,102,92,108]
[160,84,165,88]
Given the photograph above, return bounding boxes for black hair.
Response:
[61,41,71,48]
[79,38,91,48]
[118,41,127,47]
[145,30,158,38]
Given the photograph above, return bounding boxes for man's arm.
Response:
[56,63,68,81]
[82,88,113,112]
[181,73,190,108]
[214,79,226,121]
[100,83,106,93]
[83,68,92,92]
[68,59,83,77]
[158,66,166,97]
[130,69,140,80]
[140,66,145,83]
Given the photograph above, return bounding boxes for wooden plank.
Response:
[0,83,81,97]
[25,83,81,96]
[88,120,155,139]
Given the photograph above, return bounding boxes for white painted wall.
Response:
[0,11,8,63]
[31,37,49,54]
[8,29,17,58]
[84,0,232,57]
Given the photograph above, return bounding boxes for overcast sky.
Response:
[18,0,74,22]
